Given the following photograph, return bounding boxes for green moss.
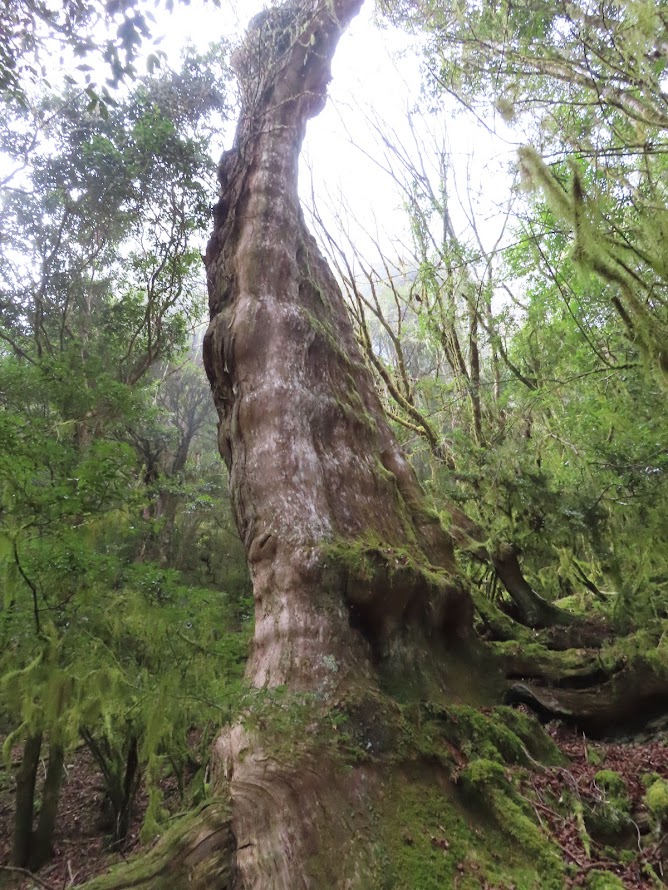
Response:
[490,638,603,684]
[306,696,568,890]
[492,705,565,765]
[460,757,508,789]
[586,747,604,766]
[599,624,668,675]
[584,771,632,843]
[458,758,564,886]
[440,704,557,766]
[642,771,662,788]
[594,770,628,799]
[303,309,355,364]
[644,778,668,833]
[369,767,563,890]
[585,870,626,889]
[399,702,564,780]
[553,594,585,613]
[321,533,456,648]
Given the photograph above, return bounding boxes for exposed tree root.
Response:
[492,640,612,688]
[505,661,668,738]
[475,591,609,651]
[82,803,234,890]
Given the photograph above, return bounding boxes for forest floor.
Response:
[0,719,666,889]
[523,720,668,888]
[0,736,203,890]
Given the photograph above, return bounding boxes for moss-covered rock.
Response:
[584,770,633,844]
[644,777,668,836]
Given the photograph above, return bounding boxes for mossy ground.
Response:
[371,766,563,890]
[305,698,568,889]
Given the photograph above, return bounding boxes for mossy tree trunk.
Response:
[203,0,473,684]
[200,0,475,885]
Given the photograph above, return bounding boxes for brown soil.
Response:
[530,720,668,888]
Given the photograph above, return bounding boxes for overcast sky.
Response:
[5,0,521,273]
[153,0,520,267]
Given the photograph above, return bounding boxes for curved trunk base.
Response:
[83,803,234,890]
[80,691,569,890]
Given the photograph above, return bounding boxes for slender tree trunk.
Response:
[201,1,472,884]
[30,740,65,870]
[11,732,42,868]
[112,734,140,846]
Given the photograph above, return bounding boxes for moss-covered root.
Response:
[459,758,565,887]
[83,803,234,890]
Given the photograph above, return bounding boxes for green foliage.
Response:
[364,0,668,636]
[0,45,252,853]
[0,0,215,106]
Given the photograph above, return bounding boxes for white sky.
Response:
[154,0,521,265]
[1,0,522,276]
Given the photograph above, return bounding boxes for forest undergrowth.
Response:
[2,713,667,889]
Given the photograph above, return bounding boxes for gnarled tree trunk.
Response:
[200,0,474,885]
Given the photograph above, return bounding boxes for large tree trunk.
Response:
[200,1,474,885]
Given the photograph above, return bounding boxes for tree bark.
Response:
[203,0,473,684]
[30,740,65,870]
[10,732,42,868]
[201,1,473,885]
